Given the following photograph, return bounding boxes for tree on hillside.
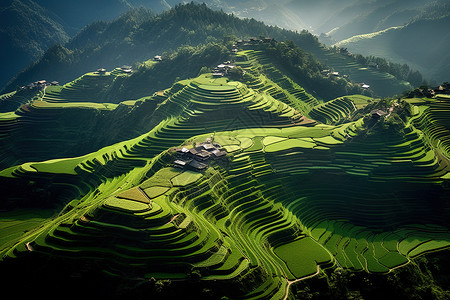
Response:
[228,66,245,81]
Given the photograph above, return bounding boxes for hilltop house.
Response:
[196,150,211,161]
[212,149,226,158]
[368,63,379,69]
[24,79,60,90]
[213,62,236,77]
[232,37,274,49]
[96,68,107,74]
[121,65,132,73]
[154,55,162,62]
[174,160,188,168]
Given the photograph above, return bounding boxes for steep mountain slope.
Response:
[336,11,450,83]
[0,40,449,299]
[2,0,446,93]
[0,0,69,89]
[21,0,172,33]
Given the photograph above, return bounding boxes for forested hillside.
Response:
[0,3,321,93]
[0,0,69,89]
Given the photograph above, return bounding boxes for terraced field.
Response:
[0,58,449,298]
[235,49,319,115]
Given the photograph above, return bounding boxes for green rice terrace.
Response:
[0,47,449,299]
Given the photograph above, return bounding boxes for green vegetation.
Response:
[275,237,332,279]
[171,170,203,186]
[2,2,322,94]
[0,30,449,299]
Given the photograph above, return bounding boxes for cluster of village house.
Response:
[212,38,276,78]
[173,137,227,171]
[20,80,59,91]
[95,55,163,75]
[19,55,165,91]
[320,69,370,90]
[212,61,236,78]
[95,65,133,74]
[235,37,275,47]
[407,83,450,98]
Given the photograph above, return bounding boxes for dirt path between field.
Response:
[26,242,33,251]
[41,85,47,100]
[283,265,320,300]
[166,213,180,225]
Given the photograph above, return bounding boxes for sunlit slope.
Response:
[0,73,315,171]
[1,76,449,298]
[235,49,319,114]
[0,68,133,114]
[408,95,450,163]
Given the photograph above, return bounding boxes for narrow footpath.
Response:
[283,265,320,300]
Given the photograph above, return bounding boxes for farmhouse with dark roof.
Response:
[172,138,228,171]
[370,109,387,118]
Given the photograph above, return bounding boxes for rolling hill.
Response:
[318,0,437,42]
[0,38,449,299]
